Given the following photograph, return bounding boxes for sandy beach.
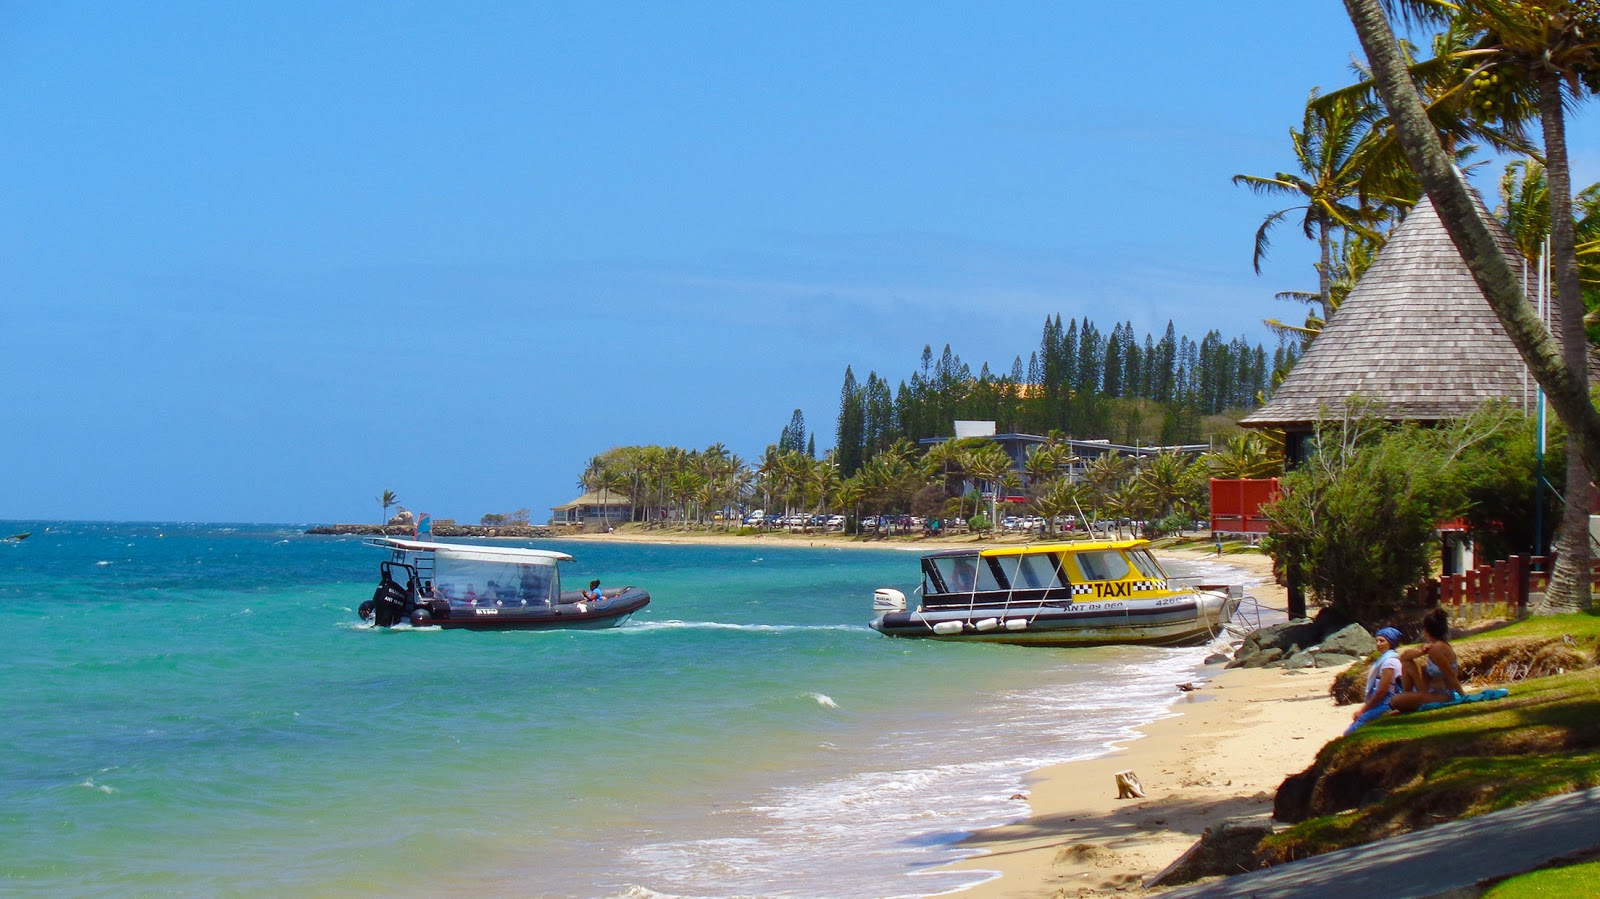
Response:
[569,528,1351,896]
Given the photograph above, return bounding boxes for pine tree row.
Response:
[834,316,1293,476]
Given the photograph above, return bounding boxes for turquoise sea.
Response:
[1,523,1258,898]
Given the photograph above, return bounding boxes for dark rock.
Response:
[1280,650,1316,669]
[1204,652,1230,665]
[1241,620,1322,657]
[1320,623,1377,658]
[1313,652,1360,668]
[1237,647,1284,669]
[1147,816,1277,887]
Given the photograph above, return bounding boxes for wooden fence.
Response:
[1406,555,1600,621]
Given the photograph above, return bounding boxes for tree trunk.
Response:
[1318,219,1335,324]
[1343,0,1600,486]
[1539,69,1593,612]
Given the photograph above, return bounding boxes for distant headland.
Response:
[303,523,554,539]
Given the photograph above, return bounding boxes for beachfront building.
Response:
[1240,193,1594,616]
[920,421,1207,495]
[549,488,632,526]
[1240,194,1582,463]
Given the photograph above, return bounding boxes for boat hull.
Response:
[869,591,1237,648]
[393,589,649,631]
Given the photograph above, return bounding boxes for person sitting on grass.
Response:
[1389,608,1464,713]
[1346,626,1405,734]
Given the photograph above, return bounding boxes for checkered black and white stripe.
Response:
[1070,580,1168,595]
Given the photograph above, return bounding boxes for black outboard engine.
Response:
[369,562,415,628]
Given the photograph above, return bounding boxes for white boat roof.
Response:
[369,537,574,564]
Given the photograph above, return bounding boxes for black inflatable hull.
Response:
[372,588,650,631]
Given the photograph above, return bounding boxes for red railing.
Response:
[1408,555,1600,619]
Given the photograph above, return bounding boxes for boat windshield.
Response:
[431,557,559,605]
[1127,549,1167,580]
[927,555,1001,594]
[1066,549,1131,583]
[998,552,1067,590]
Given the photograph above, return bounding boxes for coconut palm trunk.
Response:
[1538,67,1594,612]
[1343,0,1600,496]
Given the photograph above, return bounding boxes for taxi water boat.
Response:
[359,537,649,630]
[869,539,1237,647]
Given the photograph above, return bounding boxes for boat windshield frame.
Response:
[922,550,1069,597]
[368,538,569,606]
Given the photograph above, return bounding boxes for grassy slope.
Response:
[1260,611,1600,863]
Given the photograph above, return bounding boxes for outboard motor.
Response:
[873,588,907,612]
[369,563,414,628]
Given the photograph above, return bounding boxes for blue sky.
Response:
[4,2,1597,523]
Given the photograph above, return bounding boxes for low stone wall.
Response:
[304,524,554,539]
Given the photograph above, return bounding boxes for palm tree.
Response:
[1030,476,1084,539]
[1023,443,1074,489]
[1365,0,1599,612]
[1207,432,1285,479]
[376,489,398,525]
[1137,452,1194,522]
[1233,92,1390,324]
[962,442,1015,531]
[834,477,867,535]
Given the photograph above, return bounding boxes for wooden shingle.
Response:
[1241,194,1575,430]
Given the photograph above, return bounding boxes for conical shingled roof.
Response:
[1241,193,1568,429]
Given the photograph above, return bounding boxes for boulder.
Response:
[1319,623,1377,658]
[1279,649,1316,669]
[1232,647,1283,669]
[1313,652,1361,668]
[1239,620,1321,658]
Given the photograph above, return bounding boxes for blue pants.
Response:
[1345,698,1392,735]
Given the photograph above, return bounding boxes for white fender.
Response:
[974,617,1000,631]
[932,620,964,635]
[1004,618,1028,631]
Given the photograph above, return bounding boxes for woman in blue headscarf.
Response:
[1346,626,1405,735]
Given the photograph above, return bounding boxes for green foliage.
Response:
[1264,402,1530,624]
[968,512,992,534]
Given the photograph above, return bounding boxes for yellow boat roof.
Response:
[977,539,1149,558]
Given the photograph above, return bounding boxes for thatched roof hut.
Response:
[1241,193,1583,448]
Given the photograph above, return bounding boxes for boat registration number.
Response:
[474,608,500,616]
[1070,601,1125,612]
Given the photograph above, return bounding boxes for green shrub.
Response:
[1264,402,1529,624]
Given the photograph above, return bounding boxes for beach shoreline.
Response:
[944,548,1348,898]
[564,528,1342,897]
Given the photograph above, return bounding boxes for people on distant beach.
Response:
[1390,608,1464,713]
[583,579,604,602]
[1346,626,1405,734]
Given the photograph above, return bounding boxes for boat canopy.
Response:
[368,537,572,606]
[368,537,574,564]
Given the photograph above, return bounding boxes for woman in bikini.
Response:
[1389,607,1464,712]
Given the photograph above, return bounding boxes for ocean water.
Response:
[0,522,1259,898]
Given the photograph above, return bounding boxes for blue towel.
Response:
[1416,688,1510,712]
